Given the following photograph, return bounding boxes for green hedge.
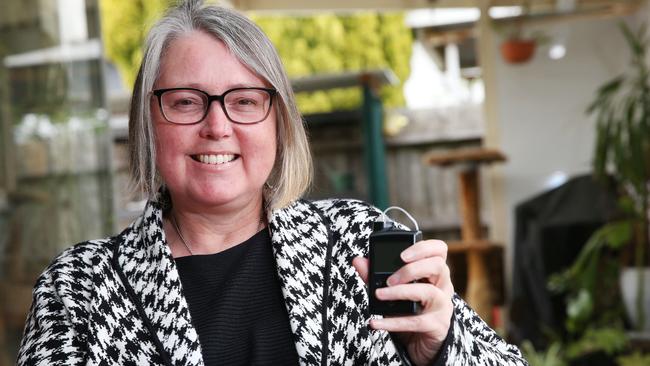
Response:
[100,1,412,113]
[252,13,412,113]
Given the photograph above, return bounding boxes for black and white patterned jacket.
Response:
[18,198,528,365]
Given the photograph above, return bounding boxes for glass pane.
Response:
[0,0,112,361]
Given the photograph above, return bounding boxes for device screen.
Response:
[372,235,411,272]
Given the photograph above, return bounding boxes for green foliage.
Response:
[540,24,650,363]
[100,0,173,88]
[544,207,643,362]
[587,21,650,255]
[523,326,628,365]
[618,351,650,366]
[100,2,413,113]
[564,327,628,359]
[521,341,567,366]
[586,21,650,330]
[251,12,412,113]
[547,220,630,358]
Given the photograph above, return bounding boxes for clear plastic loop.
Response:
[382,206,419,231]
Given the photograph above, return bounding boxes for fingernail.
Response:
[401,251,413,261]
[387,275,400,286]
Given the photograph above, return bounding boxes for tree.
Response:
[252,12,412,113]
[99,0,171,87]
[100,2,413,113]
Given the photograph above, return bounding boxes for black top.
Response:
[175,229,299,366]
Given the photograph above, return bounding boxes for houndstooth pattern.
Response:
[17,197,528,365]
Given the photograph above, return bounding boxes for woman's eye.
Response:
[237,98,258,106]
[174,98,198,106]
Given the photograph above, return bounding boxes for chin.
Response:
[188,185,261,208]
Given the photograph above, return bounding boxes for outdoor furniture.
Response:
[424,147,506,324]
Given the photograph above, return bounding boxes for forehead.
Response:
[156,30,266,91]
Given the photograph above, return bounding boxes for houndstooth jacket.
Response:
[18,197,528,365]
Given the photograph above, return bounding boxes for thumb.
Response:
[352,256,369,284]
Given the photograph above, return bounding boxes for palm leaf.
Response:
[620,22,644,59]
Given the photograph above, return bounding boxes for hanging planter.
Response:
[494,0,547,65]
[500,39,536,64]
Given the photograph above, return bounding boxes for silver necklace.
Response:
[170,212,266,256]
[171,213,194,256]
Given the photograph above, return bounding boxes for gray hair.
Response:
[128,0,312,210]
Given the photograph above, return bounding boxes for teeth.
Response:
[197,154,235,165]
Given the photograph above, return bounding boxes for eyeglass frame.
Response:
[151,86,278,125]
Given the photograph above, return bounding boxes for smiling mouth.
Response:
[191,154,238,165]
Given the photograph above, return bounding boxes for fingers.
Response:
[375,283,444,305]
[367,239,454,360]
[400,239,448,263]
[386,256,453,294]
[352,256,369,284]
[354,239,450,291]
[370,311,451,335]
[387,239,453,295]
[371,284,452,333]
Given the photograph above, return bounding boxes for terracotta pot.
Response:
[500,39,536,64]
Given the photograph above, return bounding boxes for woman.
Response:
[18,1,528,365]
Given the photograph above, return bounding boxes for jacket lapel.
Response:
[114,200,203,365]
[269,200,329,365]
[113,198,330,365]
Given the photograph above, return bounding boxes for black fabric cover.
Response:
[509,174,617,347]
[175,229,300,366]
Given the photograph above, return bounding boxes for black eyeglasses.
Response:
[152,87,277,125]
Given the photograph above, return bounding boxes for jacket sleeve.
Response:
[434,294,528,366]
[360,203,528,365]
[16,269,86,365]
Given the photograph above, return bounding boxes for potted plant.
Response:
[545,22,650,364]
[498,0,546,64]
[586,22,650,332]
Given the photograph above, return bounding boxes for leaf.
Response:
[620,22,644,59]
[565,327,627,359]
[587,76,623,115]
[521,341,568,366]
[618,195,636,213]
[566,289,593,333]
[617,351,650,366]
[592,110,612,177]
[601,221,633,249]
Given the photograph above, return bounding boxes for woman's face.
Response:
[152,31,277,212]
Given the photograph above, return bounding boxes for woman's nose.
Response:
[199,101,232,139]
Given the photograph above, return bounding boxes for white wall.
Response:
[490,15,635,290]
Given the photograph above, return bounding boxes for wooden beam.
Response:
[475,0,508,244]
[494,2,641,28]
[416,1,642,47]
[232,0,641,12]
[0,62,14,192]
[291,69,398,93]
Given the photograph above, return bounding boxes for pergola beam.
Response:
[230,0,640,13]
[415,1,642,47]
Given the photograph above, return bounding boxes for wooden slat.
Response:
[424,147,506,167]
[233,0,638,12]
[446,239,501,253]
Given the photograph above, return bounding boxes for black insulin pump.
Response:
[369,207,422,316]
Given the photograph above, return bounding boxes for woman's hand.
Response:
[352,239,454,366]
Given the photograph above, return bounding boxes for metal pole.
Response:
[361,82,389,210]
